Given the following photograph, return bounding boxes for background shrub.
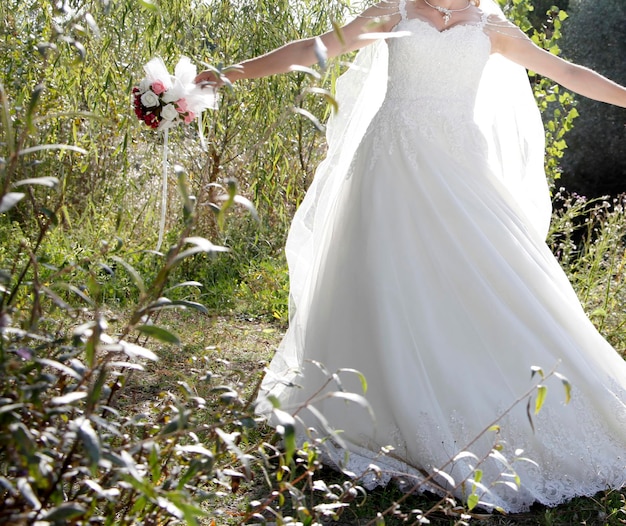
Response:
[558,0,626,197]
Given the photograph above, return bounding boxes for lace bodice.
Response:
[367,11,492,165]
[386,11,491,106]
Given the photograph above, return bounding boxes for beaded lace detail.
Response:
[359,12,491,171]
[306,386,626,512]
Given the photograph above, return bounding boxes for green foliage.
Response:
[500,0,579,186]
[549,191,626,353]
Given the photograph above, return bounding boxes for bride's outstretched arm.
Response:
[194,1,400,85]
[488,19,626,108]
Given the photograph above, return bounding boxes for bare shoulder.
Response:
[483,13,531,54]
[355,0,403,30]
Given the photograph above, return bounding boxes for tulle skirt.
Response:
[260,104,626,512]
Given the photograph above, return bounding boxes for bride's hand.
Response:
[194,69,223,89]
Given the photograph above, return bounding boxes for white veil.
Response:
[259,0,551,399]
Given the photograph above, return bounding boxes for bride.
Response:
[195,0,626,512]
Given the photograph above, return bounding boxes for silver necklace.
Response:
[422,0,472,26]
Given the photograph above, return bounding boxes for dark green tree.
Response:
[558,0,626,197]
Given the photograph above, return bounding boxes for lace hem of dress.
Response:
[298,389,626,514]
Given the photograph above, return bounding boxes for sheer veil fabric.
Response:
[257,0,626,513]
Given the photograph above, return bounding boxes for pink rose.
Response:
[183,111,196,124]
[151,80,166,95]
[176,98,189,113]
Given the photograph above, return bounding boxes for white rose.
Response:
[138,78,151,93]
[161,90,178,104]
[140,90,159,108]
[160,103,179,121]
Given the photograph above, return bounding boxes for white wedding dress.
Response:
[259,1,626,513]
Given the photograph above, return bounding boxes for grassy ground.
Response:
[119,310,626,526]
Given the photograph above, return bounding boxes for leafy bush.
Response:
[500,0,578,187]
[549,190,626,354]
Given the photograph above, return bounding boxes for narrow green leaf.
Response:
[16,477,41,510]
[52,391,88,405]
[136,325,180,345]
[288,64,321,80]
[272,408,296,463]
[535,385,547,414]
[120,340,159,361]
[560,377,571,404]
[332,19,345,45]
[13,176,59,188]
[138,0,158,10]
[526,398,535,433]
[36,358,83,381]
[337,368,367,394]
[467,492,479,510]
[163,281,202,293]
[18,144,87,156]
[26,83,44,133]
[215,429,251,478]
[0,84,15,155]
[110,255,145,295]
[304,87,339,113]
[291,107,325,132]
[76,418,101,466]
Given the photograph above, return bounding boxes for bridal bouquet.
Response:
[133,56,217,130]
[133,56,218,251]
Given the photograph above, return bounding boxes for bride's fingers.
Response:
[194,70,220,86]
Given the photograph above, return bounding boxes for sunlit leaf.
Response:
[37,358,83,381]
[291,107,325,132]
[467,492,479,510]
[76,417,101,466]
[432,467,455,487]
[535,384,547,414]
[555,372,572,404]
[52,391,88,405]
[313,36,327,70]
[453,451,479,462]
[304,87,339,113]
[164,281,202,293]
[272,408,296,463]
[0,192,25,213]
[16,478,41,510]
[12,176,59,188]
[136,325,180,345]
[26,83,44,133]
[215,429,251,478]
[172,237,229,263]
[526,398,535,433]
[138,0,158,10]
[288,64,321,80]
[110,256,145,295]
[120,340,159,361]
[18,144,87,156]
